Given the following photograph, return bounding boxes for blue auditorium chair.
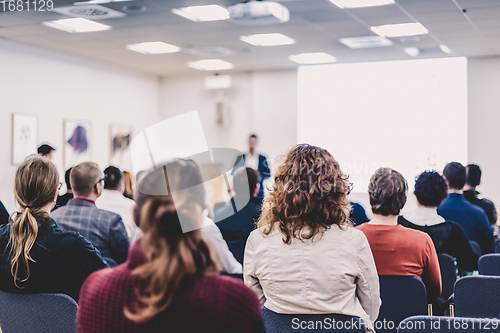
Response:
[262,307,366,333]
[0,291,78,333]
[438,253,457,301]
[377,276,428,333]
[398,315,500,332]
[478,254,500,276]
[454,275,500,319]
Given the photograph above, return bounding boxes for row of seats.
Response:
[2,274,498,332]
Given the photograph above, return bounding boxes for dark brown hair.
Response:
[125,159,219,323]
[257,144,352,244]
[368,167,408,216]
[9,156,59,287]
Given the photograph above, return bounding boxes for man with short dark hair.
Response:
[52,162,130,265]
[53,167,74,211]
[464,164,497,226]
[96,166,141,242]
[215,167,262,264]
[37,144,55,160]
[437,162,494,254]
[236,134,270,199]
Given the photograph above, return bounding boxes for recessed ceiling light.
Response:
[187,59,234,71]
[126,42,181,54]
[329,0,394,8]
[371,22,428,38]
[240,33,295,46]
[171,5,229,22]
[404,47,420,57]
[339,36,393,49]
[439,45,452,54]
[42,18,112,33]
[289,52,337,64]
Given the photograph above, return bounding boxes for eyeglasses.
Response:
[58,182,63,190]
[94,174,107,188]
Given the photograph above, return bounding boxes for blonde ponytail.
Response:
[8,156,58,287]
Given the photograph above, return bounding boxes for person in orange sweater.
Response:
[357,167,442,302]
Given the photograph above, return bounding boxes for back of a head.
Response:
[64,168,73,191]
[37,144,55,156]
[233,167,259,196]
[104,166,123,190]
[466,164,482,187]
[134,159,208,225]
[126,158,218,324]
[258,144,351,244]
[414,171,448,207]
[443,162,466,190]
[122,171,135,199]
[368,168,408,216]
[70,162,101,197]
[10,156,59,286]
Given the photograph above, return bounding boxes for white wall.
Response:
[0,38,161,213]
[160,71,298,166]
[468,57,500,205]
[160,57,500,217]
[2,37,497,217]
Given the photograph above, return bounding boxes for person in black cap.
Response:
[38,144,55,160]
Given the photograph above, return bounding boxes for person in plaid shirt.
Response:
[52,162,130,266]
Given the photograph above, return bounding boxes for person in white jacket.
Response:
[244,144,381,330]
[96,166,142,243]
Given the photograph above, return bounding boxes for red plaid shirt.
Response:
[77,242,263,333]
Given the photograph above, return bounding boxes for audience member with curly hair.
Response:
[357,168,442,302]
[244,144,380,330]
[399,171,478,272]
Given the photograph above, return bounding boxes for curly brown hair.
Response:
[257,144,352,244]
[368,167,408,216]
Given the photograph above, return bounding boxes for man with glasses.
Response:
[52,162,130,266]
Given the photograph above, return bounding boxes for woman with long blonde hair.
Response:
[244,144,381,329]
[0,156,106,301]
[77,159,263,333]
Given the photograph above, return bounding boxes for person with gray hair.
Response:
[52,162,130,266]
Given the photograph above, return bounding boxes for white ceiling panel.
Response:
[0,0,498,76]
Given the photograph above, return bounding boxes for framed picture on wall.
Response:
[110,124,133,171]
[12,113,38,165]
[64,119,92,170]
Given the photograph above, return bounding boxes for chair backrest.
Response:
[262,307,366,333]
[0,291,78,333]
[454,275,500,319]
[495,241,500,254]
[438,253,457,300]
[398,315,500,332]
[377,276,428,333]
[478,254,500,276]
[469,241,481,258]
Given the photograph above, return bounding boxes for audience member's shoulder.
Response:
[0,223,9,238]
[47,221,91,246]
[336,224,365,239]
[51,205,69,216]
[80,266,125,301]
[399,225,433,243]
[215,275,259,303]
[466,200,489,216]
[96,206,122,219]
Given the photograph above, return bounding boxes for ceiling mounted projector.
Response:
[228,1,290,25]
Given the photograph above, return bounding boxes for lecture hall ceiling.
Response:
[0,0,499,75]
